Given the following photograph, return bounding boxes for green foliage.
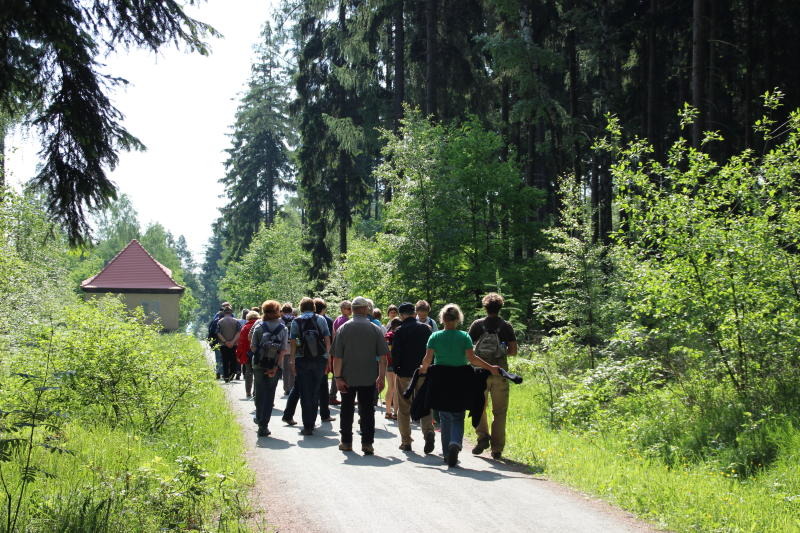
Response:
[219,217,311,309]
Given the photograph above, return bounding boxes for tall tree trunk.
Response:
[691,0,708,147]
[425,0,437,117]
[646,0,658,145]
[566,22,581,183]
[501,79,510,161]
[744,0,753,147]
[393,0,405,131]
[339,220,347,256]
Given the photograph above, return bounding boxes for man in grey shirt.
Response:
[332,296,389,455]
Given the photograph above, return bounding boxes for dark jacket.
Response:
[391,317,433,377]
[409,365,489,427]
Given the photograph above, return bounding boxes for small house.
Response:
[81,239,185,331]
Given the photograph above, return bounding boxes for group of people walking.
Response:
[208,293,518,467]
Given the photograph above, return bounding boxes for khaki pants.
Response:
[397,375,434,445]
[476,374,509,453]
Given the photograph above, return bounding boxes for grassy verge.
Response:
[1,329,255,532]
[474,381,800,532]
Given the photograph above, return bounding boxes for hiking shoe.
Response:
[321,416,336,422]
[447,443,460,467]
[338,442,353,452]
[362,444,374,455]
[257,425,270,437]
[399,443,412,452]
[491,451,502,460]
[282,417,297,426]
[472,437,490,455]
[424,432,435,454]
[300,427,313,436]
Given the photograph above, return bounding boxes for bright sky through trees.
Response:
[5,0,276,261]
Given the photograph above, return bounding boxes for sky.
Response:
[5,0,278,263]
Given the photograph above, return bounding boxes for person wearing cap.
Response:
[208,302,231,379]
[216,306,242,382]
[391,302,435,453]
[332,296,389,455]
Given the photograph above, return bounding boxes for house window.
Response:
[140,300,161,318]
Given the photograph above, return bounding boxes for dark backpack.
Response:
[253,322,285,370]
[207,315,221,345]
[296,316,325,358]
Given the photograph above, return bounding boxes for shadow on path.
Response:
[342,453,403,467]
[256,437,293,450]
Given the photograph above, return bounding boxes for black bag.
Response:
[297,316,325,357]
[253,322,285,370]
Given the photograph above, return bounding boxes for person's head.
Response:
[299,297,315,313]
[372,308,382,320]
[482,292,504,316]
[251,306,260,312]
[415,300,431,319]
[220,301,231,311]
[261,300,281,320]
[314,297,327,315]
[438,303,463,327]
[241,309,249,320]
[387,305,398,320]
[351,296,370,316]
[388,317,403,332]
[366,298,375,314]
[222,307,234,316]
[398,302,415,319]
[281,302,293,315]
[246,310,260,321]
[339,300,352,317]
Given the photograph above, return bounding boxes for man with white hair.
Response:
[332,296,389,455]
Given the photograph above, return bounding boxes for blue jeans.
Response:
[293,356,327,430]
[214,350,223,376]
[253,368,280,428]
[439,410,465,454]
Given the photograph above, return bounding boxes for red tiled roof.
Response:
[81,240,184,293]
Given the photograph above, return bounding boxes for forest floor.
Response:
[214,361,661,532]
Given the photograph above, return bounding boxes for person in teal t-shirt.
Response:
[420,303,499,467]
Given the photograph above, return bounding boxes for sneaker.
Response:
[491,451,502,460]
[362,444,374,455]
[257,426,270,437]
[338,441,353,452]
[399,443,412,452]
[447,443,460,467]
[300,427,313,436]
[282,417,297,426]
[472,437,490,455]
[321,416,336,422]
[424,432,435,454]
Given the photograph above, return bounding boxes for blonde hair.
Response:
[438,303,463,325]
[246,310,260,320]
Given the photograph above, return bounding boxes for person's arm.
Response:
[506,341,518,356]
[333,356,347,392]
[376,353,387,391]
[420,348,434,373]
[467,348,500,375]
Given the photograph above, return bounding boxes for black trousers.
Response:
[220,345,237,380]
[340,384,376,445]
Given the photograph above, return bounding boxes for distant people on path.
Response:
[280,302,295,395]
[468,292,518,460]
[216,307,241,382]
[391,302,434,453]
[332,296,389,455]
[315,298,336,423]
[237,310,260,398]
[415,300,438,331]
[420,303,500,467]
[250,300,289,437]
[287,297,332,436]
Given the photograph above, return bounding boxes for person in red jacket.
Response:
[237,310,260,398]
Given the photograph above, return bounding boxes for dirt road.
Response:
[217,373,657,533]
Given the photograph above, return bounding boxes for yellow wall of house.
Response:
[121,293,182,331]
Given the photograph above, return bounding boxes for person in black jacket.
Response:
[391,302,434,453]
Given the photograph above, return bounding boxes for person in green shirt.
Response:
[420,303,499,467]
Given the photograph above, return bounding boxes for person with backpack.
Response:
[329,300,352,405]
[467,292,518,460]
[207,302,231,379]
[216,307,241,382]
[250,300,289,437]
[332,296,389,455]
[287,297,331,436]
[420,303,500,467]
[237,310,260,398]
[415,300,439,331]
[280,302,295,395]
[391,302,434,453]
[315,298,336,423]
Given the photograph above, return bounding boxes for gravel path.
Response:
[217,369,658,533]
